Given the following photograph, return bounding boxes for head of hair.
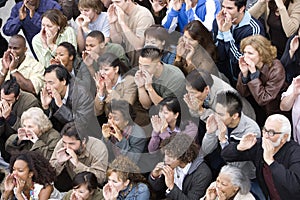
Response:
[215,91,243,117]
[107,156,146,184]
[266,114,291,141]
[44,64,72,85]
[229,0,247,11]
[240,35,277,67]
[97,53,130,76]
[158,97,181,127]
[72,171,98,192]
[61,122,86,142]
[9,151,56,185]
[144,25,169,48]
[78,0,103,15]
[42,9,67,34]
[186,69,213,92]
[10,34,26,48]
[219,165,251,195]
[183,20,217,61]
[21,107,53,133]
[161,134,199,164]
[58,42,77,61]
[87,30,105,43]
[107,99,135,125]
[140,46,163,61]
[1,77,20,97]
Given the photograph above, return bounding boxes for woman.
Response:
[76,0,110,53]
[102,99,147,164]
[148,97,198,153]
[32,9,77,68]
[1,151,62,200]
[174,20,219,76]
[236,35,287,126]
[5,107,61,161]
[144,24,177,65]
[201,165,255,200]
[249,0,300,58]
[103,156,150,200]
[50,42,95,92]
[63,172,104,200]
[94,53,135,117]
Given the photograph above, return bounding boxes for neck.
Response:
[234,12,245,25]
[169,121,176,131]
[154,62,163,78]
[61,85,68,98]
[125,1,135,15]
[178,161,187,168]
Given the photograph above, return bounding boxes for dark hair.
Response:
[144,25,169,48]
[42,9,68,34]
[72,171,98,192]
[216,91,243,117]
[10,34,26,47]
[87,30,105,43]
[186,69,213,92]
[44,64,72,85]
[159,97,181,127]
[9,151,56,186]
[184,20,218,62]
[1,77,20,97]
[161,134,199,164]
[228,0,247,10]
[61,122,83,141]
[97,53,130,76]
[107,99,135,125]
[140,46,163,61]
[58,42,77,61]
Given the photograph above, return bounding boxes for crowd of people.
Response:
[0,0,299,199]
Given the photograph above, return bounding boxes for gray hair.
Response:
[219,165,251,195]
[21,107,53,133]
[266,114,291,141]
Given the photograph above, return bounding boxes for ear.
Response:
[232,112,239,120]
[62,79,67,86]
[239,6,245,13]
[114,66,119,74]
[124,179,130,187]
[99,42,106,48]
[69,54,74,61]
[29,172,34,178]
[162,40,166,46]
[204,86,210,94]
[82,137,86,145]
[174,112,179,119]
[282,134,289,143]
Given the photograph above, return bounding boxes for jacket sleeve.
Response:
[236,73,252,97]
[148,130,162,153]
[201,132,219,156]
[2,4,23,36]
[249,1,266,19]
[278,1,300,37]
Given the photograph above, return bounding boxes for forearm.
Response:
[248,0,266,19]
[280,93,297,111]
[279,5,300,37]
[12,72,35,94]
[147,86,163,105]
[138,87,152,109]
[77,28,86,54]
[109,23,123,44]
[120,23,144,50]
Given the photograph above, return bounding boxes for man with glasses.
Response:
[222,114,300,199]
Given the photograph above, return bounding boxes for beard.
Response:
[271,134,284,147]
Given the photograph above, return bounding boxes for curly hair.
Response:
[240,35,277,68]
[160,134,199,164]
[107,156,146,184]
[9,151,56,186]
[21,107,53,134]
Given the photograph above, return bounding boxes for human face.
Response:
[26,0,40,8]
[41,17,60,38]
[160,105,178,126]
[222,0,244,25]
[138,57,159,76]
[145,35,165,50]
[107,172,129,193]
[215,103,234,127]
[12,159,32,183]
[108,110,128,131]
[22,118,41,137]
[55,46,73,72]
[79,7,98,22]
[164,154,180,169]
[182,31,198,48]
[44,71,67,97]
[85,36,103,53]
[72,184,94,200]
[112,0,128,12]
[216,173,239,199]
[99,64,119,83]
[186,85,208,102]
[62,135,82,153]
[1,90,17,106]
[263,119,286,148]
[243,45,262,68]
[8,37,27,63]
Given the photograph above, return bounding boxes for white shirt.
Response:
[174,163,191,190]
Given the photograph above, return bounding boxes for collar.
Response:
[236,11,251,28]
[112,75,122,90]
[176,162,192,175]
[62,85,69,105]
[167,126,180,133]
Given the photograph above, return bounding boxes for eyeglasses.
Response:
[262,127,283,137]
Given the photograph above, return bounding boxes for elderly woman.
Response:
[201,165,255,200]
[32,9,77,68]
[5,107,61,161]
[236,35,287,126]
[103,156,150,200]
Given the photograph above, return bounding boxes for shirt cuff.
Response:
[223,31,234,42]
[250,71,260,80]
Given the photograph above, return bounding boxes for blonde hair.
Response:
[21,107,53,133]
[240,35,277,67]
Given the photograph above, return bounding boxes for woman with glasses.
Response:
[236,35,288,126]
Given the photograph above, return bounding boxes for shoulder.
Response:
[131,124,146,137]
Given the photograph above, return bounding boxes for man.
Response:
[162,0,220,32]
[3,0,61,58]
[0,78,40,161]
[41,64,99,138]
[0,35,44,95]
[222,114,300,199]
[50,122,108,191]
[201,91,263,199]
[108,0,154,66]
[135,46,186,110]
[212,0,264,86]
